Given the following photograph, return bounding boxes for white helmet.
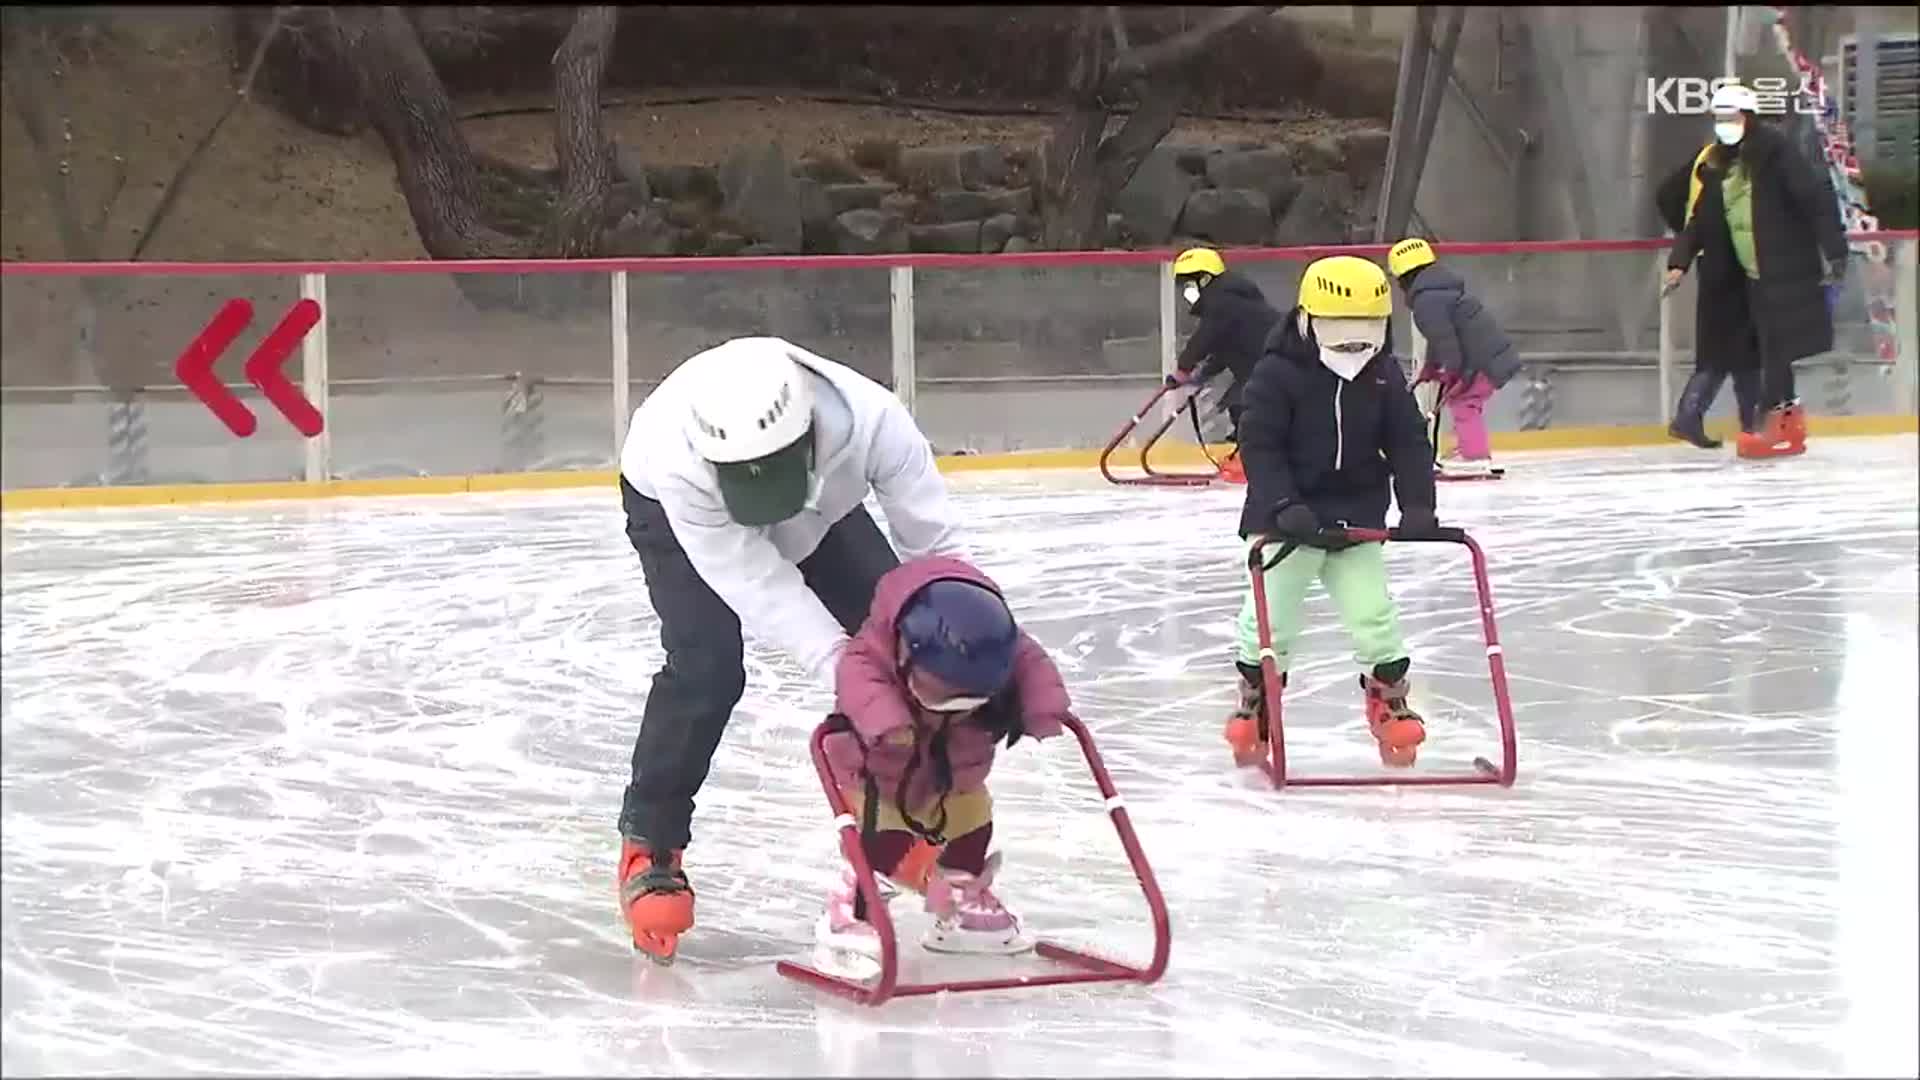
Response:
[683,337,816,463]
[681,338,818,526]
[1710,82,1758,115]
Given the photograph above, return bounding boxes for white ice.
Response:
[3,437,1916,1077]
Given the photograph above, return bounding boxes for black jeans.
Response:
[1747,278,1797,410]
[617,476,900,850]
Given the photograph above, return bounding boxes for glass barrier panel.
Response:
[1,273,307,488]
[1222,247,1682,432]
[624,266,892,389]
[912,262,1161,452]
[324,271,616,477]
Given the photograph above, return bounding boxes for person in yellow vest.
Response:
[1663,82,1850,459]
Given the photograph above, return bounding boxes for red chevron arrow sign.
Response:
[174,298,325,438]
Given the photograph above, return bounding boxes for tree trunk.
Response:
[1040,103,1109,249]
[1037,6,1274,251]
[1039,11,1114,250]
[547,6,619,257]
[329,6,516,260]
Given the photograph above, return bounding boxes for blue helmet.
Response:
[897,579,1020,697]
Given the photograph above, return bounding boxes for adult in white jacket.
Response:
[613,336,964,961]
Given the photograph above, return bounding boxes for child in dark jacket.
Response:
[1227,254,1440,769]
[1387,238,1522,471]
[1168,247,1283,483]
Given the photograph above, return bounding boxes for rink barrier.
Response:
[2,413,1912,512]
[2,233,1914,503]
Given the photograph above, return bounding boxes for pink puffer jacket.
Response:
[823,556,1074,814]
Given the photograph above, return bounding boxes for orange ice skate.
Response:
[1218,450,1247,485]
[618,837,694,963]
[1362,668,1426,768]
[1224,662,1276,767]
[1736,402,1807,459]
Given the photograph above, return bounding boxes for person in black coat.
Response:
[1221,255,1439,773]
[1655,148,1765,448]
[1665,82,1849,458]
[1168,247,1282,482]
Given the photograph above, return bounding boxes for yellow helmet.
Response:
[1172,247,1227,279]
[1387,237,1437,278]
[1297,255,1392,319]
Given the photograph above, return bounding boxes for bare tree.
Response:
[326,6,518,260]
[1,7,290,391]
[1,7,288,262]
[1037,6,1273,250]
[326,4,621,266]
[546,6,619,257]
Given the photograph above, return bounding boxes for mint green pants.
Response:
[1236,540,1407,671]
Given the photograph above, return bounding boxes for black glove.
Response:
[1398,505,1439,535]
[1272,501,1320,541]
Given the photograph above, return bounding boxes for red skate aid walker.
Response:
[1098,377,1225,487]
[775,714,1172,1006]
[1245,525,1519,789]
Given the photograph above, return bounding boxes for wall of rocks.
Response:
[603,127,1392,258]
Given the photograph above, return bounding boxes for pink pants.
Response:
[1443,373,1495,460]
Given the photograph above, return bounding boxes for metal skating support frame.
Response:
[1246,527,1520,789]
[775,716,1172,1007]
[1098,382,1221,487]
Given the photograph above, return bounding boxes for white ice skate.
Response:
[1434,449,1505,481]
[921,852,1033,955]
[811,868,889,980]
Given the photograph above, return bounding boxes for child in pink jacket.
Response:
[816,555,1075,976]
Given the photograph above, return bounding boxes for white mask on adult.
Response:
[1714,118,1746,146]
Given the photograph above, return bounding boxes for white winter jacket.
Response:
[619,339,965,686]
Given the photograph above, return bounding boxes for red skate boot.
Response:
[617,837,694,964]
[1218,449,1247,485]
[1224,661,1280,767]
[1361,664,1426,768]
[1736,402,1808,459]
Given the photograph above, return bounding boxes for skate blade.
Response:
[811,942,882,981]
[922,929,1035,956]
[632,930,680,965]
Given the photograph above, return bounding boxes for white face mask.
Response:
[1714,120,1745,146]
[911,689,992,713]
[1182,283,1201,307]
[1299,311,1383,382]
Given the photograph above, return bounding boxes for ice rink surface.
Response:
[3,437,1917,1077]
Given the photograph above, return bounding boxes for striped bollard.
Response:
[106,390,149,484]
[502,375,546,472]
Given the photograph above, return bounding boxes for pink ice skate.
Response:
[812,868,888,979]
[922,853,1032,955]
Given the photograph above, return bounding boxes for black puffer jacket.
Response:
[1236,309,1437,539]
[1667,120,1849,366]
[1403,264,1522,389]
[1175,272,1282,397]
